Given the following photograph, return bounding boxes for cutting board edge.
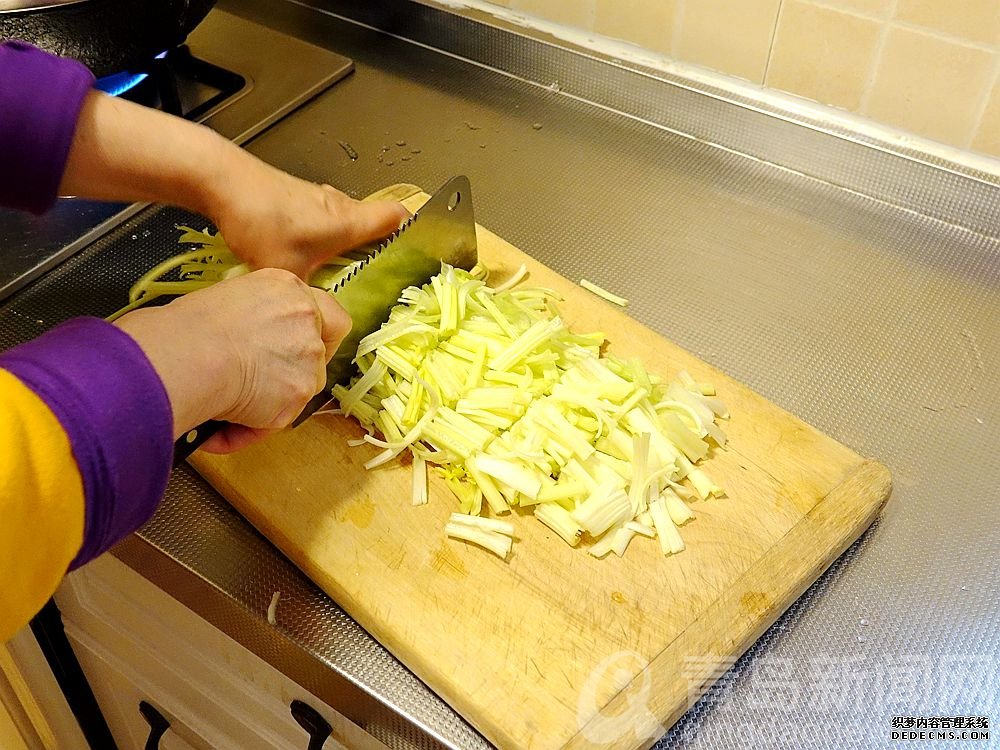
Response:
[199,455,892,750]
[564,458,892,750]
[190,183,898,750]
[363,182,424,204]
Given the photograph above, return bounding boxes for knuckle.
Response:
[293,380,315,404]
[262,267,301,288]
[321,183,346,211]
[307,339,326,359]
[332,309,352,337]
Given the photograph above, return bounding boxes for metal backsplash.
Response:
[278,0,1000,239]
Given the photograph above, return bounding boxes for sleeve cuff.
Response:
[0,317,173,567]
[0,41,95,214]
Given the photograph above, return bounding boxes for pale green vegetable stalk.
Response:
[337,262,729,560]
[444,521,512,559]
[107,226,371,321]
[579,279,628,307]
[122,228,731,561]
[444,512,515,559]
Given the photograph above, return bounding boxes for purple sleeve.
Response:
[0,318,173,568]
[0,40,95,214]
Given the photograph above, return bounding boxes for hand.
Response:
[61,91,408,279]
[115,268,350,453]
[211,159,409,278]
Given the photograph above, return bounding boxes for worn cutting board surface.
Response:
[190,184,891,750]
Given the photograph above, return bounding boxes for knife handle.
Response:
[172,419,228,466]
[173,391,332,465]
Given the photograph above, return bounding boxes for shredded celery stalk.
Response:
[121,227,733,562]
[445,521,512,559]
[579,279,628,307]
[267,591,280,625]
[448,512,515,537]
[412,454,428,506]
[107,225,369,321]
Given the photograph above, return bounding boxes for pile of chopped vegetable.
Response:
[336,264,728,561]
[115,227,729,562]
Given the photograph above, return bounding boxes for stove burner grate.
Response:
[93,47,244,120]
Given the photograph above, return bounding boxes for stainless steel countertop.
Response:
[2,0,998,747]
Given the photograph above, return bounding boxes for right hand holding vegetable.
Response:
[115,268,350,453]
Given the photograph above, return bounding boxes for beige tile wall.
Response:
[489,0,1000,158]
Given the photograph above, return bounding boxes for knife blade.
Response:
[173,176,478,464]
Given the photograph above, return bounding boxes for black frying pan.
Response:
[0,0,216,78]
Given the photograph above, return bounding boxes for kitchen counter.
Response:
[1,0,997,747]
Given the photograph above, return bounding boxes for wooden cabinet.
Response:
[1,625,89,750]
[0,696,30,750]
[54,554,387,750]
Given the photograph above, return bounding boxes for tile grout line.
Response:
[858,0,899,115]
[965,54,1000,150]
[454,0,1000,159]
[804,0,999,53]
[761,0,787,85]
[882,18,997,53]
[670,0,686,60]
[800,0,891,22]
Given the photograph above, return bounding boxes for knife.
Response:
[173,176,479,464]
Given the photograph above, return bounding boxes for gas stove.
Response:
[0,9,353,300]
[95,45,245,119]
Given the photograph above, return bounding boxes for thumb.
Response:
[336,194,410,249]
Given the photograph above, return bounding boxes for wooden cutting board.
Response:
[190,184,891,750]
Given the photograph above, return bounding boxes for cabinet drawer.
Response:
[56,555,386,750]
[60,637,204,750]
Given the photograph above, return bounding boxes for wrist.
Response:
[113,304,236,438]
[180,127,246,219]
[191,132,264,227]
[61,92,251,220]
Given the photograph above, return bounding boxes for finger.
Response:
[333,194,410,250]
[310,288,352,359]
[200,424,277,454]
[241,251,310,283]
[272,396,318,430]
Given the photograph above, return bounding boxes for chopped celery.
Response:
[449,512,515,537]
[123,227,734,562]
[445,522,512,559]
[611,526,637,557]
[108,226,367,321]
[649,498,685,555]
[579,279,628,307]
[662,487,695,525]
[412,454,428,506]
[535,504,583,547]
[571,485,631,536]
[625,520,656,538]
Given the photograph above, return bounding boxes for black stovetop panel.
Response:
[0,9,352,302]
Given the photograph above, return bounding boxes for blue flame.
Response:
[94,71,148,96]
[94,51,168,97]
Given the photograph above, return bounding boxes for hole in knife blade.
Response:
[447,191,461,211]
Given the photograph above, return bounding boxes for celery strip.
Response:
[445,522,511,559]
[579,279,628,307]
[449,513,515,537]
[412,454,428,506]
[127,232,736,562]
